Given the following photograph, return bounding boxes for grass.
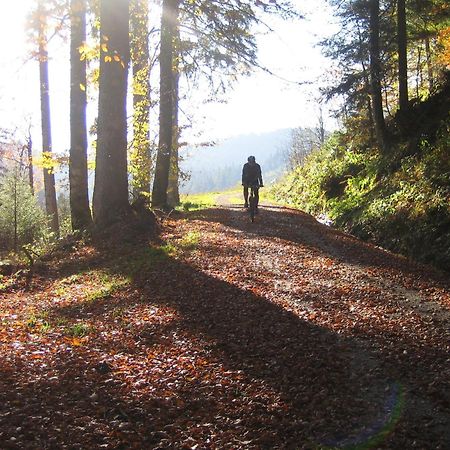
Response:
[84,272,131,303]
[180,185,284,210]
[0,274,6,291]
[66,322,91,338]
[178,231,201,251]
[179,192,219,211]
[26,310,72,334]
[26,310,51,333]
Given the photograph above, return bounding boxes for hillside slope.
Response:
[180,129,292,193]
[272,75,450,271]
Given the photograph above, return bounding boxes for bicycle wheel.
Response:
[249,195,256,222]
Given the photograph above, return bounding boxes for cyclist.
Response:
[242,155,263,210]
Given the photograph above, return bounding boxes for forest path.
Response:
[0,204,449,448]
[170,204,450,447]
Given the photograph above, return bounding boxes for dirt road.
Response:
[0,203,449,448]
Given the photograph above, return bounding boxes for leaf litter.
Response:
[0,204,449,449]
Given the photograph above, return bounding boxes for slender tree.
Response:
[25,129,34,194]
[151,0,180,209]
[167,48,180,207]
[424,35,434,91]
[69,0,92,230]
[369,0,388,151]
[130,0,152,200]
[92,0,130,226]
[37,0,59,236]
[397,0,408,111]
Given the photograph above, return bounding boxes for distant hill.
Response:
[180,129,292,194]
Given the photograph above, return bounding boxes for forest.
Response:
[0,0,450,448]
[272,0,450,271]
[2,0,447,270]
[0,0,298,252]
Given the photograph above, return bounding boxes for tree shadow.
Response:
[23,240,446,448]
[2,218,449,448]
[189,206,450,286]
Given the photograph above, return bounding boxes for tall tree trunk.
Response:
[93,0,130,226]
[167,28,180,207]
[13,171,18,252]
[369,0,388,152]
[360,64,375,133]
[69,0,92,231]
[130,0,151,200]
[26,132,34,195]
[397,0,408,111]
[357,24,375,138]
[424,36,434,92]
[416,45,422,98]
[38,0,59,236]
[151,0,180,209]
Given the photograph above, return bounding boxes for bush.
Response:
[0,173,51,252]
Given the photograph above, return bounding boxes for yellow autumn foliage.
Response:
[437,26,450,69]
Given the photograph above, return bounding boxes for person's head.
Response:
[247,155,256,163]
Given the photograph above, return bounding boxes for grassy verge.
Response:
[180,186,285,210]
[179,192,220,211]
[272,120,450,270]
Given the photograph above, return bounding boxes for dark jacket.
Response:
[242,162,263,186]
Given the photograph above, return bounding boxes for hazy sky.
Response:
[0,1,338,153]
[197,2,339,140]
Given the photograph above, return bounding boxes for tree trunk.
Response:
[38,0,59,236]
[93,0,130,226]
[151,0,180,209]
[69,0,92,231]
[424,36,434,92]
[397,0,408,111]
[13,172,18,252]
[357,24,375,138]
[26,132,34,195]
[416,45,422,98]
[167,28,181,207]
[130,0,151,200]
[369,0,388,152]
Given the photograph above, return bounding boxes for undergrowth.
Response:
[272,113,450,271]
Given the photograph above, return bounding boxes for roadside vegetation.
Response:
[271,0,450,272]
[272,78,450,270]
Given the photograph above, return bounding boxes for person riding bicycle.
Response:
[242,155,263,209]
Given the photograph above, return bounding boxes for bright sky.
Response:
[197,2,340,140]
[0,1,339,153]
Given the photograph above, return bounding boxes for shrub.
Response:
[0,173,51,252]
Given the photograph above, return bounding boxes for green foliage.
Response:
[81,270,131,303]
[66,322,91,338]
[178,231,200,251]
[26,311,51,334]
[57,193,73,238]
[273,118,450,270]
[0,173,51,252]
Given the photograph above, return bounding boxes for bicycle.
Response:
[248,183,261,222]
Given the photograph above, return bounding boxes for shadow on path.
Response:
[190,206,450,287]
[1,211,449,448]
